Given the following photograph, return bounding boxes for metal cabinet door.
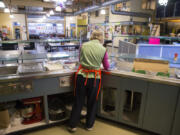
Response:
[97,75,123,121]
[119,78,148,128]
[143,83,179,135]
[171,92,180,135]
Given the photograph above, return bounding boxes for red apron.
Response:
[74,65,102,100]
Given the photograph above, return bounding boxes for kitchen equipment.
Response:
[18,63,45,74]
[48,97,65,121]
[44,61,63,71]
[21,97,43,125]
[47,52,69,60]
[0,80,32,96]
[175,68,180,79]
[0,64,18,76]
[21,105,34,118]
[176,74,180,79]
[49,109,65,121]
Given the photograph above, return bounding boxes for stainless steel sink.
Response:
[0,64,18,76]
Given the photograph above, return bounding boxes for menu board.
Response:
[28,23,64,35]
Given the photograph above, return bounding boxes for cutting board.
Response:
[133,58,169,73]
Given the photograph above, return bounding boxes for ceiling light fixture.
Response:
[9,14,14,18]
[55,6,62,11]
[4,8,10,13]
[0,1,5,8]
[49,10,54,15]
[69,17,73,21]
[100,9,106,15]
[159,0,168,6]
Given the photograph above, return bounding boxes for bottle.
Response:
[174,53,178,62]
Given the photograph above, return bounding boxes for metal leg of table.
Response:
[43,95,49,124]
[130,91,134,112]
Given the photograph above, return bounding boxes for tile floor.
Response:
[25,119,154,135]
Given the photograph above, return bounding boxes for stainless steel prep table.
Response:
[0,69,75,134]
[99,70,180,135]
[1,69,180,135]
[0,69,75,98]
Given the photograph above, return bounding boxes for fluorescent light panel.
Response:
[159,0,168,6]
[49,10,54,15]
[4,8,10,13]
[9,14,14,18]
[55,6,62,11]
[0,1,5,8]
[100,9,106,15]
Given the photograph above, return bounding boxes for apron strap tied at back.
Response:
[74,65,102,100]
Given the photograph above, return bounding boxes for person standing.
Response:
[69,30,110,132]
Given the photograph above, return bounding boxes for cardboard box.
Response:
[0,110,10,128]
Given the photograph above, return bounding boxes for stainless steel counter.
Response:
[0,69,76,82]
[0,67,180,135]
[0,67,180,87]
[103,70,180,87]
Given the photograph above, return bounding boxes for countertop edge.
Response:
[103,70,180,87]
[0,70,76,82]
[0,69,180,87]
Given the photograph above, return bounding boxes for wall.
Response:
[109,0,149,23]
[65,16,77,37]
[168,22,180,34]
[0,13,27,40]
[130,0,153,14]
[88,5,149,24]
[89,12,106,24]
[77,14,88,38]
[109,4,149,46]
[12,14,27,40]
[109,3,131,23]
[89,7,132,23]
[0,13,12,39]
[64,1,153,40]
[130,0,152,22]
[66,15,88,38]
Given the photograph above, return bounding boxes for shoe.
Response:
[68,127,77,132]
[86,127,93,131]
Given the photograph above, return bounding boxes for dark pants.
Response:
[69,75,100,128]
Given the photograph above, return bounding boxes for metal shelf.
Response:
[4,117,69,134]
[6,120,47,134]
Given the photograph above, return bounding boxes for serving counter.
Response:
[98,69,180,135]
[99,35,180,135]
[0,66,180,135]
[0,38,180,135]
[0,39,80,134]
